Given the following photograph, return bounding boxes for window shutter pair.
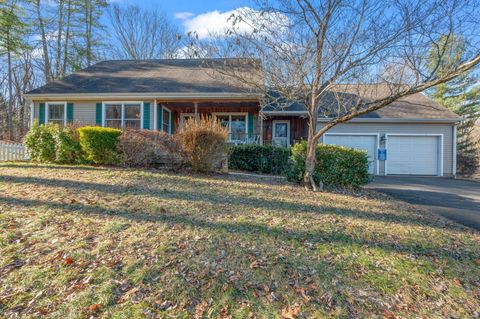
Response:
[38,102,73,124]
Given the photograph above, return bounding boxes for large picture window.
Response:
[104,102,142,129]
[214,113,247,141]
[47,102,67,125]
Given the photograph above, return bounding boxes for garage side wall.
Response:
[318,122,455,176]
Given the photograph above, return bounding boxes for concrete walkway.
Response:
[367,176,480,230]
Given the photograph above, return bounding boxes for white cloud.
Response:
[176,7,288,39]
[174,12,195,20]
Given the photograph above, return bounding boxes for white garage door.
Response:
[324,134,377,174]
[387,135,440,175]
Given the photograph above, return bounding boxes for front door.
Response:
[272,120,290,147]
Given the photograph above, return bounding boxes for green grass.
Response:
[0,162,479,318]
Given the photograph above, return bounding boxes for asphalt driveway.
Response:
[367,176,480,230]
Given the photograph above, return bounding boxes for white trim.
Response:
[452,125,457,177]
[160,104,172,134]
[153,99,157,130]
[45,102,67,125]
[30,101,34,127]
[213,112,248,141]
[26,92,263,100]
[324,133,380,175]
[272,120,291,147]
[317,117,461,124]
[262,110,309,116]
[102,101,143,129]
[385,133,444,177]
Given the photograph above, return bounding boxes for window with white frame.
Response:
[104,102,142,129]
[180,113,197,128]
[162,107,171,133]
[47,102,67,125]
[214,113,247,141]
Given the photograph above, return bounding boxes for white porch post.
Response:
[194,102,198,120]
[259,111,264,145]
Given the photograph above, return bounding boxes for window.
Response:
[214,113,247,141]
[124,104,141,129]
[47,103,66,125]
[162,107,171,133]
[180,113,197,128]
[104,102,142,129]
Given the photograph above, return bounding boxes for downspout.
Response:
[452,124,457,178]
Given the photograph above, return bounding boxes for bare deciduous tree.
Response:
[109,4,181,60]
[199,0,480,190]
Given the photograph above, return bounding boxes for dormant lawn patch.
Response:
[0,163,479,318]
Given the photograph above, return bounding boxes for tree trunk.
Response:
[303,101,323,191]
[7,49,14,141]
[62,0,72,77]
[36,0,52,82]
[55,0,64,78]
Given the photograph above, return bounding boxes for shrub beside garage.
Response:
[286,141,370,188]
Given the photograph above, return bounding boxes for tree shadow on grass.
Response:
[0,194,477,262]
[0,163,107,171]
[0,174,468,232]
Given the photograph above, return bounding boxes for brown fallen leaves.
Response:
[281,304,301,319]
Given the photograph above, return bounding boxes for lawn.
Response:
[0,163,479,318]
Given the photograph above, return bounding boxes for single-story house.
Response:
[25,58,461,177]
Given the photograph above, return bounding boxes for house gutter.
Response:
[317,117,462,124]
[24,92,263,102]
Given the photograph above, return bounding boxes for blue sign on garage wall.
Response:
[378,148,387,161]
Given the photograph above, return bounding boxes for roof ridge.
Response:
[96,57,257,63]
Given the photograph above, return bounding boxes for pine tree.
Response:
[0,0,29,140]
[429,35,480,174]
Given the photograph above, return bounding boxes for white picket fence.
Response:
[0,142,30,161]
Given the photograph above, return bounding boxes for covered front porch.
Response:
[150,100,308,147]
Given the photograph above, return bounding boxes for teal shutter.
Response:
[95,103,102,126]
[158,105,163,131]
[248,113,254,138]
[39,103,45,125]
[143,102,150,129]
[67,103,74,123]
[170,111,174,134]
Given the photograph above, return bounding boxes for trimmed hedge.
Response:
[287,141,370,188]
[78,126,122,165]
[228,144,291,175]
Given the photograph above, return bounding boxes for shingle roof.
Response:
[26,58,263,95]
[264,84,459,120]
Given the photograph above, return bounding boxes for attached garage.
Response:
[386,134,442,176]
[324,134,378,174]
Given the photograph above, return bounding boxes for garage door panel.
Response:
[387,136,439,175]
[325,135,376,174]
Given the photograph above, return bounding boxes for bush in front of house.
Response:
[118,129,185,169]
[177,116,228,172]
[228,144,291,175]
[457,151,479,175]
[286,140,370,188]
[78,126,122,165]
[54,125,84,164]
[24,122,57,162]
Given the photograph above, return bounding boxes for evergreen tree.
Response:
[429,35,480,174]
[0,0,29,140]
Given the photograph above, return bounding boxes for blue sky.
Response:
[114,0,252,35]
